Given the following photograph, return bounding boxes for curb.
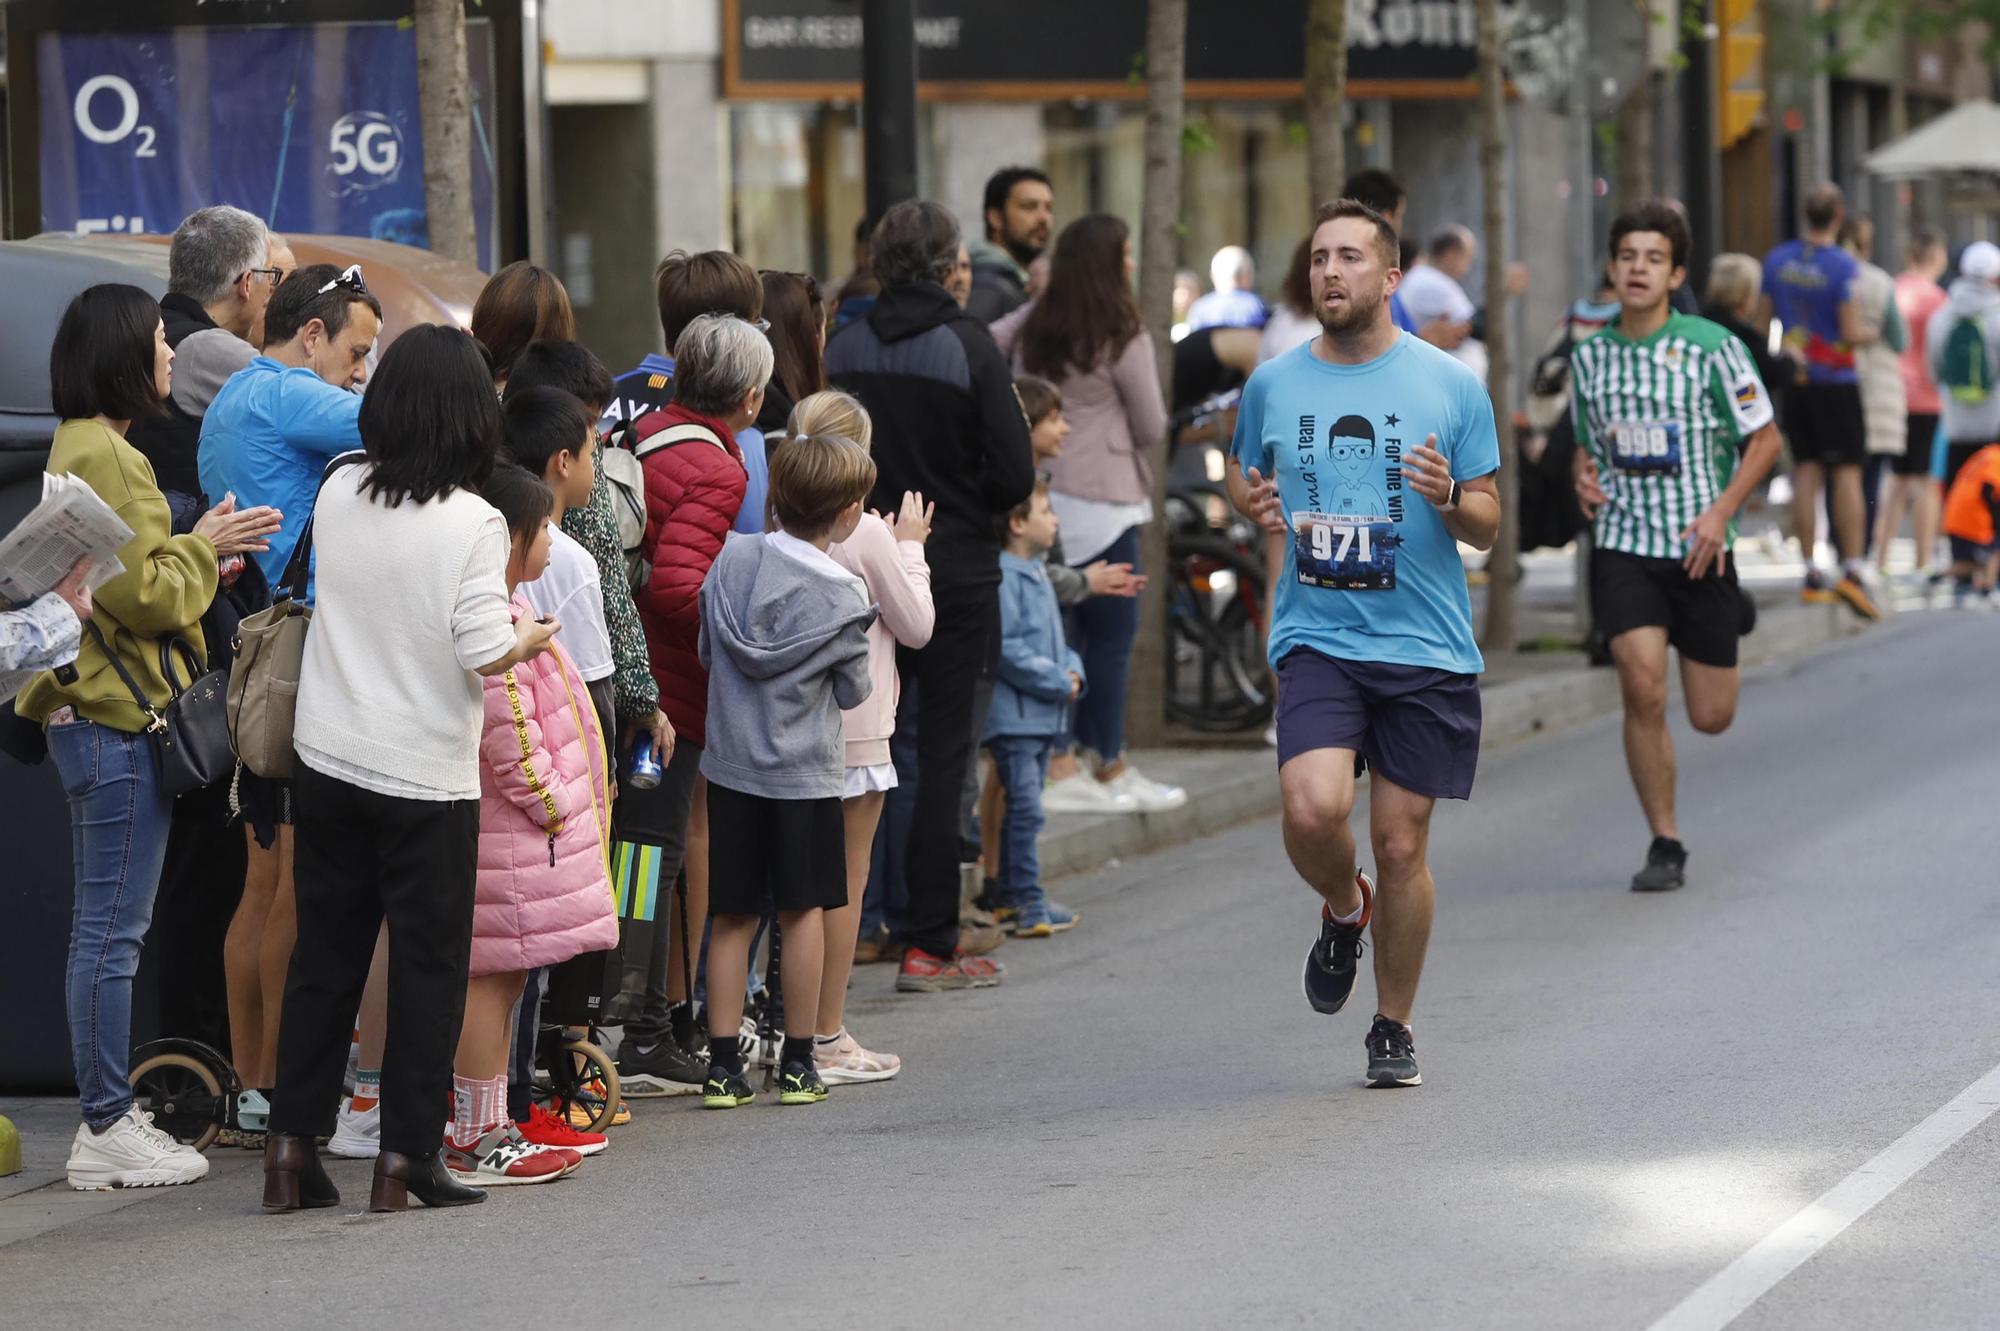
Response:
[1039,600,1886,883]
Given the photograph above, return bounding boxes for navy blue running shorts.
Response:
[1274,648,1482,800]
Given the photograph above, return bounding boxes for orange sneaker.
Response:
[520,1104,607,1157]
[896,947,1005,992]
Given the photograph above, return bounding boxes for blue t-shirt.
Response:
[1230,334,1500,676]
[733,425,771,537]
[1762,239,1860,385]
[198,356,364,600]
[1188,288,1270,332]
[1390,291,1418,335]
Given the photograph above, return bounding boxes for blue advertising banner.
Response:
[36,21,499,267]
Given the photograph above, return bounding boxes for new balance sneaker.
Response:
[519,1104,607,1157]
[1098,766,1188,813]
[616,1034,706,1098]
[896,947,1005,992]
[779,1061,830,1106]
[442,1126,570,1185]
[814,1028,901,1084]
[1303,872,1374,1015]
[327,1099,381,1160]
[1041,773,1139,815]
[1833,574,1883,622]
[1013,902,1081,939]
[66,1105,209,1191]
[1365,1015,1422,1088]
[702,1066,756,1109]
[1630,836,1688,892]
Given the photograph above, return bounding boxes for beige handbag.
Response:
[225,454,358,778]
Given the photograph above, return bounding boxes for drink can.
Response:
[628,736,663,790]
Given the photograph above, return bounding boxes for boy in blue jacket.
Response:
[984,478,1086,937]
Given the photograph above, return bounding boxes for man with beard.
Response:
[966,167,1054,325]
[1227,199,1500,1089]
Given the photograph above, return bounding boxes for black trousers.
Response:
[137,779,245,1053]
[270,762,478,1158]
[614,737,703,1047]
[898,578,999,959]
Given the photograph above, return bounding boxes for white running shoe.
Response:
[67,1105,209,1191]
[1099,767,1188,812]
[814,1028,902,1084]
[328,1100,381,1159]
[1041,772,1139,814]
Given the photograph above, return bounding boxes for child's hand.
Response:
[885,490,935,545]
[1067,671,1083,699]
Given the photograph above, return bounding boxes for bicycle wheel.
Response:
[131,1051,223,1153]
[547,1039,621,1134]
[1166,536,1273,733]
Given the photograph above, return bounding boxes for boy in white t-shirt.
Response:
[503,387,618,741]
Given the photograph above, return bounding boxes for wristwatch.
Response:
[1441,480,1462,513]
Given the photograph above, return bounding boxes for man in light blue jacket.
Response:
[984,479,1087,938]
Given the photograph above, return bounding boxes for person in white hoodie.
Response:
[1926,240,2000,494]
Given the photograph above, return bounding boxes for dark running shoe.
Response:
[778,1061,829,1106]
[617,1035,705,1098]
[701,1066,756,1110]
[1302,872,1375,1015]
[1630,836,1688,892]
[1365,1015,1421,1088]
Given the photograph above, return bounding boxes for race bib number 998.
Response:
[1293,511,1397,590]
[1609,421,1683,473]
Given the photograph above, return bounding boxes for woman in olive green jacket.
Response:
[20,284,280,1192]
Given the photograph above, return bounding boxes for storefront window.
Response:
[729,103,935,280]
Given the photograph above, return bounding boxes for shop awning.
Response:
[1865,100,2000,178]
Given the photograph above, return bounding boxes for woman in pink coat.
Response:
[449,465,617,1188]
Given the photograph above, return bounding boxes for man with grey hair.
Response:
[826,199,1036,995]
[1398,224,1486,379]
[1188,244,1268,331]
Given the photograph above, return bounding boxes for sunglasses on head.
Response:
[317,263,370,297]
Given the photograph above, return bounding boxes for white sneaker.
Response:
[1099,767,1188,813]
[328,1099,381,1159]
[814,1028,902,1085]
[1041,772,1139,814]
[67,1105,209,1191]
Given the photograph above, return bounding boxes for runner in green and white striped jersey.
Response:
[1570,312,1775,559]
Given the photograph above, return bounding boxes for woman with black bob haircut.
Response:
[19,283,281,1192]
[263,324,561,1216]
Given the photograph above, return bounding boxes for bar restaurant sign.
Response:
[724,0,1497,100]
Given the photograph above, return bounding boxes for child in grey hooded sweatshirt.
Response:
[696,431,877,1108]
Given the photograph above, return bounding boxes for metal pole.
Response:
[861,0,920,219]
[1566,0,1596,298]
[1680,18,1721,294]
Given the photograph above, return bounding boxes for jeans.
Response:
[50,719,175,1129]
[1066,525,1142,763]
[988,735,1054,921]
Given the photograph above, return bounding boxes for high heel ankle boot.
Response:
[369,1150,486,1212]
[262,1133,340,1212]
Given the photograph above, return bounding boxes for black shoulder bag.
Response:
[85,621,234,797]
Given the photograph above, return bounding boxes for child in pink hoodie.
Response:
[446,463,618,1188]
[794,391,935,1082]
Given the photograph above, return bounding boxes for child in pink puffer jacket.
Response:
[447,464,618,1188]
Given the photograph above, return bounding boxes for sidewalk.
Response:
[1037,595,1888,883]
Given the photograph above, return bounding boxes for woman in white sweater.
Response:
[262,326,559,1216]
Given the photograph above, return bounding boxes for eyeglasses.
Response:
[244,267,285,286]
[317,264,370,297]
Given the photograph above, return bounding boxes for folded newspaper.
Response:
[0,473,135,700]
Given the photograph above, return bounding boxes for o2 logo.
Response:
[328,112,404,195]
[73,74,158,159]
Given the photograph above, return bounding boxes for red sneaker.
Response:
[519,1104,607,1157]
[442,1127,571,1185]
[896,947,1006,992]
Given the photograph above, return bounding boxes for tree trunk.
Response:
[1477,0,1520,655]
[1305,0,1349,208]
[415,0,479,267]
[1125,0,1186,751]
[1613,75,1654,213]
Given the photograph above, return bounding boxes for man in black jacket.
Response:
[827,200,1036,992]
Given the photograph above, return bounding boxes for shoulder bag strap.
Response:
[274,450,366,604]
[632,423,725,462]
[83,620,166,732]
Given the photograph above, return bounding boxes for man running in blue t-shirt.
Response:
[1229,199,1501,1089]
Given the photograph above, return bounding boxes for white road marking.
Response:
[1648,1061,2000,1331]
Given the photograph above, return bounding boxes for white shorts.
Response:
[844,762,898,798]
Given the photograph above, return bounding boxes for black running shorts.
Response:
[704,782,847,917]
[1783,382,1867,467]
[1896,413,1941,478]
[1590,548,1742,668]
[1274,648,1482,801]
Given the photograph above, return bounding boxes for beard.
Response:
[1316,280,1386,334]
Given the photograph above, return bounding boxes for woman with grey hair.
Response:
[620,314,772,1053]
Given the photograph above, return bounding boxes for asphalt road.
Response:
[5,612,1998,1329]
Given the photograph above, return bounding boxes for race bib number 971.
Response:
[1293,511,1397,590]
[1609,421,1683,473]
